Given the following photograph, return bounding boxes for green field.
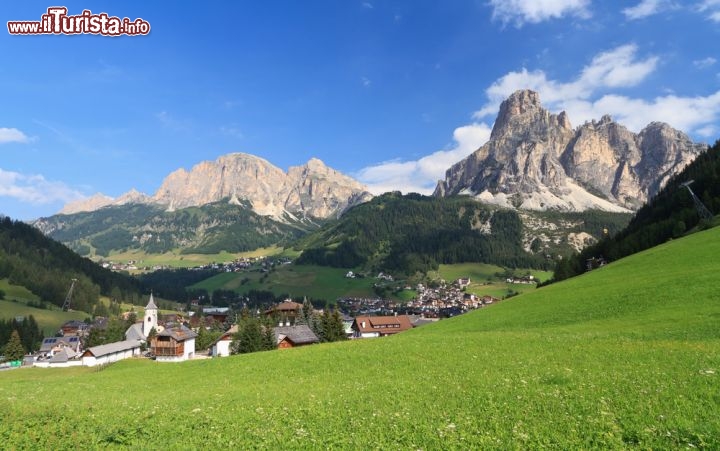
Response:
[193,262,553,302]
[2,227,719,448]
[0,279,87,335]
[192,264,378,300]
[104,246,284,270]
[432,263,553,298]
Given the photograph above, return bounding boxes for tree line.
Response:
[0,316,43,358]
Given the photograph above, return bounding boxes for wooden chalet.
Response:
[151,326,198,362]
[265,299,303,324]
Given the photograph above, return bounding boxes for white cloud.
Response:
[355,123,492,195]
[698,0,720,21]
[694,57,717,69]
[0,168,86,205]
[623,0,668,20]
[0,128,30,144]
[473,44,720,137]
[361,2,373,9]
[361,77,372,87]
[475,44,659,118]
[489,0,591,27]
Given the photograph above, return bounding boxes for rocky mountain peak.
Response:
[57,153,372,220]
[59,193,114,215]
[491,89,572,141]
[150,153,371,219]
[435,89,704,212]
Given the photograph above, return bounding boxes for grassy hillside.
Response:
[34,201,312,257]
[0,279,86,335]
[433,263,553,298]
[104,246,284,271]
[1,227,719,448]
[192,264,379,300]
[0,216,142,313]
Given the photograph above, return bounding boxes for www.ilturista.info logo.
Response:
[7,7,150,36]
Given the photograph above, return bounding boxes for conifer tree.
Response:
[3,330,25,361]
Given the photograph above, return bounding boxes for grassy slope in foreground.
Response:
[1,228,719,449]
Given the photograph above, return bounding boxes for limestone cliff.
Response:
[435,90,705,211]
[59,153,373,220]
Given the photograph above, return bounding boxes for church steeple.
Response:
[143,292,158,338]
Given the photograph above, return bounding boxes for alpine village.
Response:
[2,5,720,446]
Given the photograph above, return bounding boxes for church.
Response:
[125,293,197,362]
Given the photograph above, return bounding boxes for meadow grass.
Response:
[1,227,719,448]
[192,264,378,300]
[0,300,87,336]
[433,263,553,299]
[0,278,39,303]
[0,278,88,335]
[105,246,284,269]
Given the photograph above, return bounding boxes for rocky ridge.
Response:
[59,154,373,220]
[434,90,706,212]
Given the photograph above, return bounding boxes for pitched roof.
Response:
[83,340,141,358]
[352,315,414,335]
[125,323,145,341]
[212,324,239,346]
[62,320,89,329]
[39,336,81,352]
[48,347,78,363]
[266,300,302,314]
[157,325,198,341]
[273,325,319,345]
[145,293,158,310]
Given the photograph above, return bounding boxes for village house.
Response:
[273,324,319,349]
[210,324,238,357]
[265,299,303,325]
[37,336,82,360]
[505,275,535,284]
[81,340,142,367]
[203,307,230,324]
[455,277,471,289]
[151,325,197,362]
[60,319,91,337]
[351,315,413,338]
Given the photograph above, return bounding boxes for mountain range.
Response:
[39,89,707,261]
[60,154,373,220]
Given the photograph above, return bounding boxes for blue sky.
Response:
[1,0,719,220]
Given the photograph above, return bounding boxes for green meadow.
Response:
[433,263,554,298]
[103,246,284,271]
[0,279,86,335]
[192,264,378,300]
[193,261,553,302]
[1,227,719,448]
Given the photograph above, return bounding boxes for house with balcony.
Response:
[150,325,197,362]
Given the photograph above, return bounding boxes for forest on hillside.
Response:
[0,217,143,313]
[294,193,550,274]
